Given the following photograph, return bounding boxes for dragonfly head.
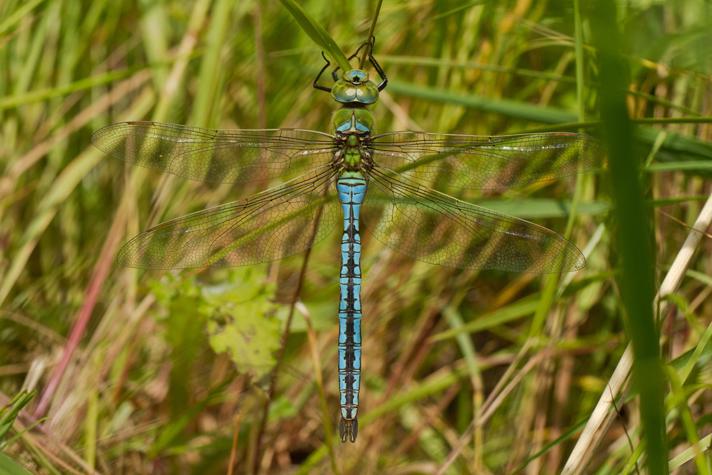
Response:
[331,69,380,105]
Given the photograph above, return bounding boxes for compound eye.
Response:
[345,69,369,84]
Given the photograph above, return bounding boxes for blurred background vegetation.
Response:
[1,0,711,474]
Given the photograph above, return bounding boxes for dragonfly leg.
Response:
[366,36,388,91]
[313,52,333,93]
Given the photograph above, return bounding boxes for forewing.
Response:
[366,167,584,273]
[92,121,336,185]
[370,132,600,193]
[119,167,339,269]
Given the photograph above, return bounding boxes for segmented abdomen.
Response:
[336,174,367,442]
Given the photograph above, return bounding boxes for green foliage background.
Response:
[1,0,711,474]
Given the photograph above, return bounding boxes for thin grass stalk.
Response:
[226,412,242,475]
[8,406,87,474]
[254,1,267,129]
[190,0,233,127]
[359,0,383,69]
[435,345,568,474]
[0,67,147,112]
[302,307,340,475]
[152,0,211,120]
[33,187,127,417]
[83,387,97,471]
[541,4,587,469]
[250,182,329,473]
[442,305,484,472]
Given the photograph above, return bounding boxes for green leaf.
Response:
[279,0,351,73]
[202,268,281,380]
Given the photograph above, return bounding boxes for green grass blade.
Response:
[590,1,669,473]
[0,0,45,36]
[0,67,141,111]
[666,366,711,475]
[669,433,712,471]
[190,0,233,127]
[646,161,712,172]
[278,0,350,73]
[0,391,36,443]
[388,81,577,123]
[433,297,539,341]
[473,199,609,219]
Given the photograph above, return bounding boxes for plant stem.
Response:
[250,181,330,473]
[360,0,384,69]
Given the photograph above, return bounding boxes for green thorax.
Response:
[331,69,379,172]
[332,109,374,170]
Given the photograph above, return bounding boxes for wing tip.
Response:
[91,122,132,154]
[542,241,586,274]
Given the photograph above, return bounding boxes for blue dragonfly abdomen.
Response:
[336,173,368,443]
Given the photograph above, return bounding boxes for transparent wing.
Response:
[366,167,584,273]
[119,167,339,269]
[370,132,600,193]
[92,121,336,185]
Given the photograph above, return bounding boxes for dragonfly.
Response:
[92,38,598,443]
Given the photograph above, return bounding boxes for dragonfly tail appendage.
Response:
[339,417,358,443]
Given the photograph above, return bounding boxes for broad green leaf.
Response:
[150,268,281,381]
[202,267,281,380]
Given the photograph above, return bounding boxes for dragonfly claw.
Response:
[339,417,358,442]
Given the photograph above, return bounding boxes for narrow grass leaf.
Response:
[190,0,233,127]
[646,161,712,172]
[669,433,712,471]
[474,199,608,219]
[278,0,350,73]
[433,297,539,341]
[590,1,669,473]
[0,391,35,443]
[388,81,577,123]
[0,0,46,36]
